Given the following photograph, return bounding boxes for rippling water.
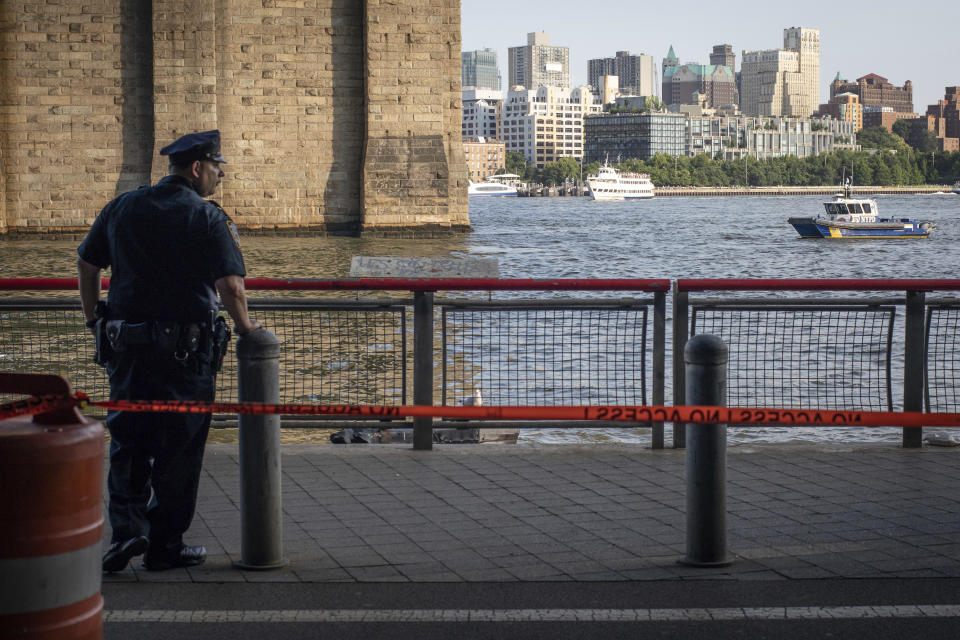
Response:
[3,192,959,444]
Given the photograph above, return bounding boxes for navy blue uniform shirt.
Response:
[78,175,246,322]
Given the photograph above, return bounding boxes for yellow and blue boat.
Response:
[788,180,934,239]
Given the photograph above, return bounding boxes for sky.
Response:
[460,0,959,112]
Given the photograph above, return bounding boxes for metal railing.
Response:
[0,277,669,447]
[673,279,960,448]
[926,301,960,413]
[3,277,960,450]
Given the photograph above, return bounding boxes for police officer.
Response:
[78,130,262,572]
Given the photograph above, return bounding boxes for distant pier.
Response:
[654,185,951,196]
[517,184,952,197]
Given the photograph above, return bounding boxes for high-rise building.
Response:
[709,44,735,72]
[661,46,737,108]
[830,73,913,114]
[588,57,617,92]
[461,88,502,140]
[740,27,820,118]
[588,51,655,97]
[462,48,501,91]
[783,27,820,117]
[501,85,601,168]
[508,32,570,90]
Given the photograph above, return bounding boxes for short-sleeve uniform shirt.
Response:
[78,175,246,322]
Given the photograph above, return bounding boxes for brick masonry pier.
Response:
[0,1,469,237]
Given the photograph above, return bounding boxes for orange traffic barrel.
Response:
[0,374,104,640]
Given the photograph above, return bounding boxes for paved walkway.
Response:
[102,441,960,584]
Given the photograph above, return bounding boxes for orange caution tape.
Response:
[3,393,960,428]
[0,394,84,422]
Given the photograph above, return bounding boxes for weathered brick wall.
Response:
[0,0,467,236]
[361,0,468,234]
[0,2,126,233]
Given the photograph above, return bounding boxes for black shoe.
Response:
[102,536,149,573]
[142,544,207,571]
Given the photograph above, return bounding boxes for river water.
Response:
[2,192,959,444]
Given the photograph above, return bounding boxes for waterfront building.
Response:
[588,51,655,97]
[462,48,502,91]
[463,138,507,180]
[695,116,855,159]
[508,32,570,90]
[582,111,687,162]
[502,86,601,168]
[741,27,820,118]
[585,111,854,162]
[830,73,913,114]
[462,88,503,141]
[817,92,863,131]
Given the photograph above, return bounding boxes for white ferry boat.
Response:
[586,162,655,201]
[468,173,520,197]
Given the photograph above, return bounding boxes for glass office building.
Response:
[583,112,686,162]
[462,48,501,91]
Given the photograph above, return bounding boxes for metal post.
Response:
[680,334,733,567]
[413,291,434,451]
[903,290,925,448]
[235,329,287,570]
[652,290,666,449]
[672,288,689,448]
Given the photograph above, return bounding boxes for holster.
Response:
[93,318,112,367]
[211,316,231,373]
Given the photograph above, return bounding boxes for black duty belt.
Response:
[105,319,206,360]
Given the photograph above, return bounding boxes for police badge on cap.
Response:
[159,130,227,164]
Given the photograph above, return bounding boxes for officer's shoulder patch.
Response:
[225,220,241,249]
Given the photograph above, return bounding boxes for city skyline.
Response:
[460,0,958,113]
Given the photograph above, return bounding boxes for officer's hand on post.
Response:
[236,320,263,336]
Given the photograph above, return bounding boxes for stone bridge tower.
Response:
[0,1,469,235]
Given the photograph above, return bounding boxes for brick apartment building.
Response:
[830,73,914,114]
[916,87,960,151]
[463,138,507,180]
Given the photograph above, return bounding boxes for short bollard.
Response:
[235,329,287,570]
[680,334,733,567]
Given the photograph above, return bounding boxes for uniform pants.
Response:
[105,345,215,551]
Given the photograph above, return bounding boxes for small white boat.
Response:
[585,162,655,201]
[953,181,960,195]
[468,174,520,197]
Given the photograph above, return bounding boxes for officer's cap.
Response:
[159,130,227,164]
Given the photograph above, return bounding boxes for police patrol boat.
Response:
[585,161,655,201]
[788,179,935,239]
